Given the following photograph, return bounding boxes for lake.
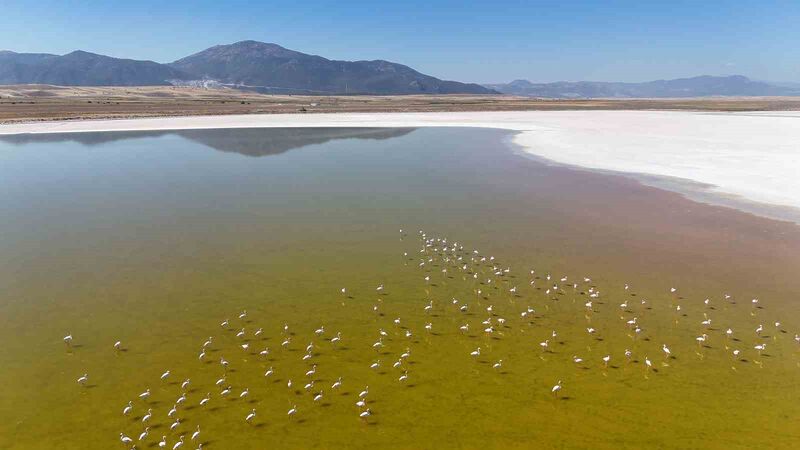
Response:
[0,127,798,449]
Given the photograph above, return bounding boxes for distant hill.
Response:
[485,75,800,98]
[169,41,493,95]
[0,41,495,95]
[0,50,188,86]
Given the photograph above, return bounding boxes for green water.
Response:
[0,127,798,449]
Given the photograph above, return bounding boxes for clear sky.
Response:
[2,0,798,83]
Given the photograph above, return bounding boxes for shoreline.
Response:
[2,110,799,224]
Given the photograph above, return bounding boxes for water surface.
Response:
[0,127,798,449]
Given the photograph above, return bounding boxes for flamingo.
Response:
[551,380,562,396]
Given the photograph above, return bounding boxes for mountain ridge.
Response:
[484,75,800,98]
[0,41,494,95]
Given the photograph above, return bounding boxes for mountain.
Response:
[169,41,493,95]
[0,50,188,86]
[0,41,494,94]
[485,75,800,98]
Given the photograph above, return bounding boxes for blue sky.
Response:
[2,0,799,83]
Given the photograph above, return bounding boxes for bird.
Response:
[139,389,151,401]
[181,379,190,391]
[199,394,210,407]
[245,409,256,423]
[662,344,671,358]
[332,377,342,390]
[138,427,150,442]
[470,347,481,357]
[170,418,181,431]
[191,426,200,441]
[399,371,409,382]
[551,380,562,396]
[264,367,274,378]
[493,360,503,369]
[122,401,133,416]
[314,391,324,402]
[602,355,611,367]
[359,386,369,398]
[160,370,171,381]
[359,409,372,419]
[142,408,153,423]
[240,388,249,399]
[114,341,122,351]
[172,436,185,450]
[77,373,88,386]
[120,433,133,445]
[63,334,73,347]
[572,356,583,364]
[696,334,708,346]
[158,436,167,448]
[287,405,298,417]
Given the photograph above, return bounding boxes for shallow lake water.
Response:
[0,127,798,449]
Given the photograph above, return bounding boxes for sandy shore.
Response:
[2,110,799,223]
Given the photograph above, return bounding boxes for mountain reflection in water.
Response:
[0,127,416,157]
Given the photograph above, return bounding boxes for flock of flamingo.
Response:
[63,229,797,449]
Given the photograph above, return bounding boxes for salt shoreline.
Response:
[2,110,799,224]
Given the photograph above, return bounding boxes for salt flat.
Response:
[2,110,798,222]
